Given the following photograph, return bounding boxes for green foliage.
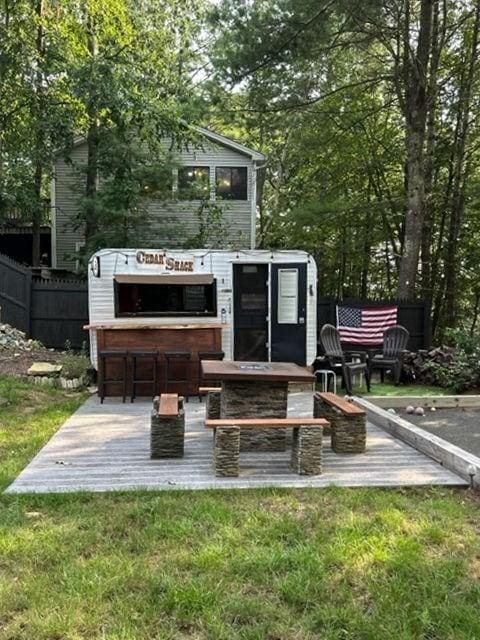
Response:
[59,353,91,381]
[415,330,480,393]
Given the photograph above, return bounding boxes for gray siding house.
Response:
[51,127,265,270]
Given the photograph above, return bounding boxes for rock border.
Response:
[355,396,478,488]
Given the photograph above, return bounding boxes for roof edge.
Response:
[60,127,266,162]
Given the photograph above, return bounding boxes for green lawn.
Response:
[1,375,480,639]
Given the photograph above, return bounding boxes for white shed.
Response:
[87,248,317,375]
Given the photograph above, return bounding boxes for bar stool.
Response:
[165,350,191,401]
[130,349,159,403]
[197,350,225,401]
[98,349,128,403]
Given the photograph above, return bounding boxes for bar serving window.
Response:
[114,277,217,317]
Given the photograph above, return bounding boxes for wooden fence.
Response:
[0,252,88,349]
[317,297,431,352]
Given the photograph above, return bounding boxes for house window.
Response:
[114,281,217,317]
[177,166,210,200]
[216,167,248,200]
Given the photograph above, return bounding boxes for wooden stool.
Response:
[165,350,191,400]
[130,349,158,402]
[198,350,224,400]
[98,349,128,403]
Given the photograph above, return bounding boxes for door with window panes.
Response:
[270,264,307,364]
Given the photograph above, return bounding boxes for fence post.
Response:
[25,270,32,338]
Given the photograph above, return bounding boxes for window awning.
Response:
[114,274,214,285]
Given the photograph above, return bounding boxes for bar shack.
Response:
[86,248,317,398]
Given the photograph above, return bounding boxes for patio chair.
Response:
[319,324,370,396]
[368,325,409,385]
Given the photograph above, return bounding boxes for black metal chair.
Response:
[98,349,128,403]
[368,325,410,385]
[319,324,371,396]
[165,350,191,400]
[129,349,159,402]
[197,350,225,400]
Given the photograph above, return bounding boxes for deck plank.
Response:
[5,393,467,494]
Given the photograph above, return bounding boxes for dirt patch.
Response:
[0,348,63,377]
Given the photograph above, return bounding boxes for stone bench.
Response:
[151,394,185,458]
[314,392,366,453]
[205,418,328,477]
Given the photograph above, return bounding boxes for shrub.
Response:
[60,353,90,381]
[403,329,480,392]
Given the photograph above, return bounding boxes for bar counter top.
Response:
[85,322,226,330]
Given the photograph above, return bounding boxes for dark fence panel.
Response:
[0,253,30,333]
[31,279,88,349]
[0,252,88,349]
[317,297,430,353]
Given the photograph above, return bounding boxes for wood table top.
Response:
[201,360,314,382]
[84,322,225,331]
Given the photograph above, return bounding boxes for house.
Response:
[51,127,266,271]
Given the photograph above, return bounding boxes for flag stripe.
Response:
[336,304,398,345]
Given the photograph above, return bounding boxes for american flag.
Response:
[336,305,398,345]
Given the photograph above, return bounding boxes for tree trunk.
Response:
[421,0,442,300]
[397,0,434,299]
[443,0,480,328]
[84,11,99,246]
[31,0,46,267]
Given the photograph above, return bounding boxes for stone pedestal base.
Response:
[331,417,366,453]
[290,426,323,475]
[314,395,366,453]
[206,392,221,420]
[150,399,185,458]
[221,380,288,452]
[214,426,240,476]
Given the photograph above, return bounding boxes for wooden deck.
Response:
[5,394,467,493]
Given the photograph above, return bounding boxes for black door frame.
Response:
[231,261,308,363]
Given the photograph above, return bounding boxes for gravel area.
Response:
[403,408,480,458]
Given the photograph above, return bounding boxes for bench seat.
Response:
[314,392,366,453]
[205,417,328,477]
[151,393,185,459]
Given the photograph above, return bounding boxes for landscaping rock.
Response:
[0,323,42,351]
[27,362,62,376]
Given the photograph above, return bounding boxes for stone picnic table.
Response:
[201,360,314,451]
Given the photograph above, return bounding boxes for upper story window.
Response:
[178,166,210,200]
[216,167,248,200]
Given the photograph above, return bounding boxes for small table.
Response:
[201,361,314,451]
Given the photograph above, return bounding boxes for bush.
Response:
[403,329,480,393]
[60,353,90,381]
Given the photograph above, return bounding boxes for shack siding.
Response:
[54,139,256,270]
[88,249,317,368]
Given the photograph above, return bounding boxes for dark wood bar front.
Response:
[86,323,223,398]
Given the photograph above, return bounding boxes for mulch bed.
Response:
[0,348,64,377]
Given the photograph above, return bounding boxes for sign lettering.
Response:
[136,251,194,272]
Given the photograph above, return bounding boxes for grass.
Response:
[364,381,447,396]
[1,375,480,639]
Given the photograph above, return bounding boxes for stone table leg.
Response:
[221,380,288,452]
[291,425,323,475]
[214,426,240,477]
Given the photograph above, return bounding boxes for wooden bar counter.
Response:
[86,322,224,398]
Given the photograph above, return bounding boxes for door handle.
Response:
[299,317,305,324]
